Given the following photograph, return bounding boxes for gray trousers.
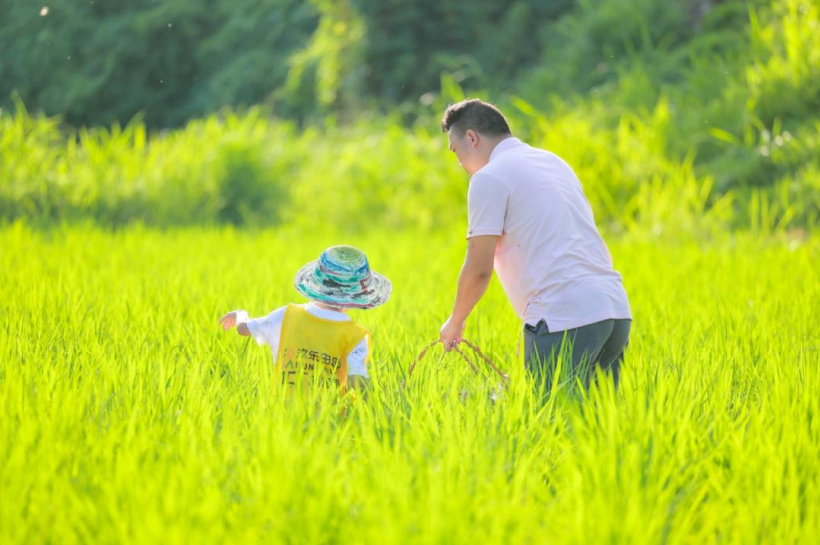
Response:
[523,318,631,393]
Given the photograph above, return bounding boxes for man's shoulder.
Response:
[482,141,551,171]
[468,169,509,203]
[471,164,508,186]
[490,143,575,180]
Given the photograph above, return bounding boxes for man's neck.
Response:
[471,135,513,174]
[485,135,514,158]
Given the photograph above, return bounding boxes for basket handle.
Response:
[402,339,510,388]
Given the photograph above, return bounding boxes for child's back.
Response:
[219,246,391,396]
[250,302,370,394]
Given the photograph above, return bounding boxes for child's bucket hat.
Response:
[294,245,391,309]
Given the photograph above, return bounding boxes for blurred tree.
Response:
[0,0,317,127]
[278,0,366,122]
[1,0,816,142]
[351,0,573,102]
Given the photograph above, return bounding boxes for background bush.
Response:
[1,0,818,232]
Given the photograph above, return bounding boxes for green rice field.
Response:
[2,224,818,543]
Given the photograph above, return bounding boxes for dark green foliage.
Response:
[1,0,819,231]
[0,0,576,127]
[0,0,318,127]
[349,0,573,101]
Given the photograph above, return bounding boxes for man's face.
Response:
[447,127,484,176]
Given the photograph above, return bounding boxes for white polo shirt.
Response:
[467,137,631,331]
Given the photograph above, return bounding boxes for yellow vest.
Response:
[275,304,369,395]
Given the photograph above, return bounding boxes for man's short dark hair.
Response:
[441,99,512,137]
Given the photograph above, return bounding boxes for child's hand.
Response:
[219,310,248,330]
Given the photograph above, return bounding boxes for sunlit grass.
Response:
[1,223,818,543]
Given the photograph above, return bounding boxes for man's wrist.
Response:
[450,311,468,325]
[235,310,249,325]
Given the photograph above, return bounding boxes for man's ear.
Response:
[465,129,479,148]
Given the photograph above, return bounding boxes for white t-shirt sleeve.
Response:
[467,172,508,238]
[246,307,286,349]
[346,335,369,378]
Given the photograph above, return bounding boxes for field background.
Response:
[2,0,820,543]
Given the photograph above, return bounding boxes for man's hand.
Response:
[219,310,249,331]
[440,316,465,350]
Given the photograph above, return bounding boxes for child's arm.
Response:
[347,335,371,399]
[218,310,251,336]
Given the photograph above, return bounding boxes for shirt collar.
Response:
[306,302,351,321]
[489,137,522,162]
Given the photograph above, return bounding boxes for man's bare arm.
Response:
[440,235,498,347]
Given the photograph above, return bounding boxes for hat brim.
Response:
[293,260,392,309]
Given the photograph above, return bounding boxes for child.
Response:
[219,245,391,395]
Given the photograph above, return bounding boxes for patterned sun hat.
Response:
[294,246,392,309]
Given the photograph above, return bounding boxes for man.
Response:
[438,99,632,391]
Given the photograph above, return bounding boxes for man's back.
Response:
[467,137,632,331]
